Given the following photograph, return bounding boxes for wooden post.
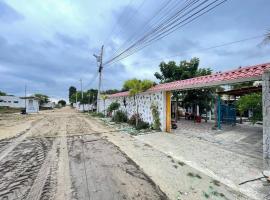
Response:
[166,91,171,133]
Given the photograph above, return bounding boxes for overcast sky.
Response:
[0,0,269,101]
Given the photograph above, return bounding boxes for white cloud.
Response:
[0,0,270,99]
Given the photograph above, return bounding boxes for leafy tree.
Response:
[69,86,76,102]
[0,91,6,96]
[107,102,120,113]
[154,58,212,121]
[123,79,153,127]
[70,89,98,104]
[231,81,254,90]
[237,93,262,124]
[262,31,270,44]
[34,93,49,105]
[101,89,121,95]
[58,100,66,106]
[86,89,98,105]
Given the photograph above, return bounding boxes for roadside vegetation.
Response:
[0,107,21,114]
[87,78,159,135]
[237,93,262,124]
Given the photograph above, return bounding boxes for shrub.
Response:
[135,120,150,130]
[128,114,150,130]
[128,114,140,126]
[91,112,105,118]
[150,103,161,130]
[237,93,262,124]
[112,110,128,123]
[107,102,120,113]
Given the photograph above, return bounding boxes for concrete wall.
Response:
[99,91,167,131]
[75,102,95,112]
[26,99,39,113]
[0,96,24,108]
[263,71,270,169]
[0,96,39,113]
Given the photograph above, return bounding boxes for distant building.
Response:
[74,102,96,112]
[0,96,39,113]
[41,102,55,109]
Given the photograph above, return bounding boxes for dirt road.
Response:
[0,107,167,200]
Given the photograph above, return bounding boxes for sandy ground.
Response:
[87,117,255,200]
[0,107,167,200]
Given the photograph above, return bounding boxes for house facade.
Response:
[0,96,39,113]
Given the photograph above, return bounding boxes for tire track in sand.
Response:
[0,118,45,161]
[55,116,72,200]
[25,139,59,200]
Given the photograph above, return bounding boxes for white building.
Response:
[0,96,39,113]
[41,102,55,109]
[74,102,95,112]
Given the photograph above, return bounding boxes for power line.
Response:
[84,71,99,90]
[108,0,178,59]
[104,0,227,66]
[103,0,135,46]
[106,0,198,63]
[106,0,227,66]
[111,0,223,64]
[119,34,266,66]
[103,0,147,48]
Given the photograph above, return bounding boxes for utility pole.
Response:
[24,84,27,113]
[80,78,84,111]
[94,45,104,113]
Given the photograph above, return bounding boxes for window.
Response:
[8,101,11,103]
[0,100,3,102]
[14,101,19,103]
[28,100,33,106]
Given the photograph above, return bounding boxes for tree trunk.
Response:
[205,110,208,123]
[240,113,243,124]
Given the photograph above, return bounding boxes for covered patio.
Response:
[172,119,262,159]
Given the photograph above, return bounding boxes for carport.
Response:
[148,63,270,169]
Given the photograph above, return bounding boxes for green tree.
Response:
[262,31,270,44]
[102,89,121,94]
[237,93,262,124]
[34,94,49,105]
[232,81,254,90]
[123,79,153,127]
[70,89,98,104]
[69,86,76,102]
[58,100,66,106]
[154,58,212,121]
[0,91,6,96]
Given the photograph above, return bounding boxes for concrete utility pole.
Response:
[80,78,84,111]
[24,84,27,112]
[94,45,104,113]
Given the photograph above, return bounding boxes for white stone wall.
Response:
[99,91,166,131]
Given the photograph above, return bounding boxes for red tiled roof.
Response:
[109,63,270,98]
[109,91,129,98]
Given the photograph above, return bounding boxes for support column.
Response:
[166,91,171,133]
[217,95,221,130]
[263,70,270,170]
